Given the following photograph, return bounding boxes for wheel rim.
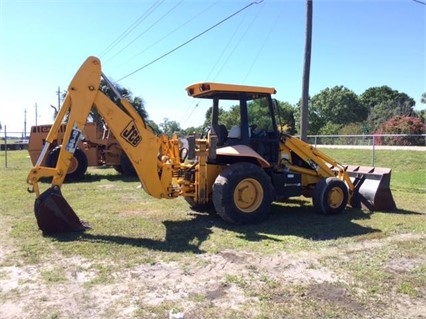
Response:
[327,186,344,209]
[233,178,263,213]
[67,157,78,174]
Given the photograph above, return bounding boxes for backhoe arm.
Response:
[27,57,101,194]
[26,56,180,234]
[93,90,172,198]
[27,56,176,199]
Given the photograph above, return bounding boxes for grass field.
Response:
[0,149,425,319]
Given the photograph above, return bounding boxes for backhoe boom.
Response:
[27,56,181,233]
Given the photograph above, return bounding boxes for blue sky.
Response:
[0,0,424,134]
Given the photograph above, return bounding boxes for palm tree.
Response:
[88,80,148,129]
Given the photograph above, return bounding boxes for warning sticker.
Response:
[65,125,82,153]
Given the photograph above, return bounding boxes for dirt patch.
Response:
[1,233,425,318]
[385,256,424,274]
[306,282,366,313]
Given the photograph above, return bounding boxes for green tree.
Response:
[419,93,426,123]
[298,86,368,135]
[181,125,204,137]
[418,109,426,123]
[360,86,416,132]
[339,122,363,135]
[219,105,240,128]
[313,86,368,124]
[146,120,161,135]
[336,122,364,145]
[276,101,297,134]
[212,98,296,135]
[159,118,181,136]
[318,122,342,135]
[97,80,148,125]
[293,97,321,135]
[247,99,274,130]
[203,106,228,128]
[60,81,152,138]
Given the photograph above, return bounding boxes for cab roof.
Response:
[186,82,276,100]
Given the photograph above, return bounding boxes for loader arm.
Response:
[281,134,355,193]
[280,134,396,212]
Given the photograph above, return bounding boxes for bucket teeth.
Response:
[34,186,90,235]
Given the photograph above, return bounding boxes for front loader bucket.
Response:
[345,166,396,212]
[34,186,90,234]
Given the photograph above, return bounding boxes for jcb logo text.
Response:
[121,122,142,147]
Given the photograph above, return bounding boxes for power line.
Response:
[105,0,183,64]
[210,2,262,82]
[204,6,248,81]
[184,5,256,126]
[412,0,426,5]
[126,0,220,64]
[242,10,279,83]
[99,0,165,58]
[117,0,264,82]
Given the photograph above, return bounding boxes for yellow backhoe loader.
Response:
[26,56,396,234]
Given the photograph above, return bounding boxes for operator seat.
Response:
[211,124,228,146]
[226,125,241,146]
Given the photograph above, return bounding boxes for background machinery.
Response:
[28,122,136,180]
[26,56,396,234]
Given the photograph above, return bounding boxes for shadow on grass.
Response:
[49,198,422,253]
[53,214,216,254]
[384,208,425,215]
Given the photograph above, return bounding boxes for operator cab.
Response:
[186,82,281,165]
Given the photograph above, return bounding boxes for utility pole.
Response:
[56,86,61,110]
[4,125,7,168]
[24,109,27,138]
[35,103,38,126]
[51,87,62,120]
[300,0,313,142]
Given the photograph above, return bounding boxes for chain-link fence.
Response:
[1,128,29,151]
[307,134,426,147]
[1,128,425,168]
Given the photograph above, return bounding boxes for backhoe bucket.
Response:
[34,186,90,234]
[345,166,396,212]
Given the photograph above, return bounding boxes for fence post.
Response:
[4,125,7,168]
[372,134,376,166]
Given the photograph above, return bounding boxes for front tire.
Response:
[212,162,274,224]
[312,177,348,215]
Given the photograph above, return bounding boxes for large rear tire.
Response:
[45,146,88,181]
[312,177,348,215]
[212,162,274,224]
